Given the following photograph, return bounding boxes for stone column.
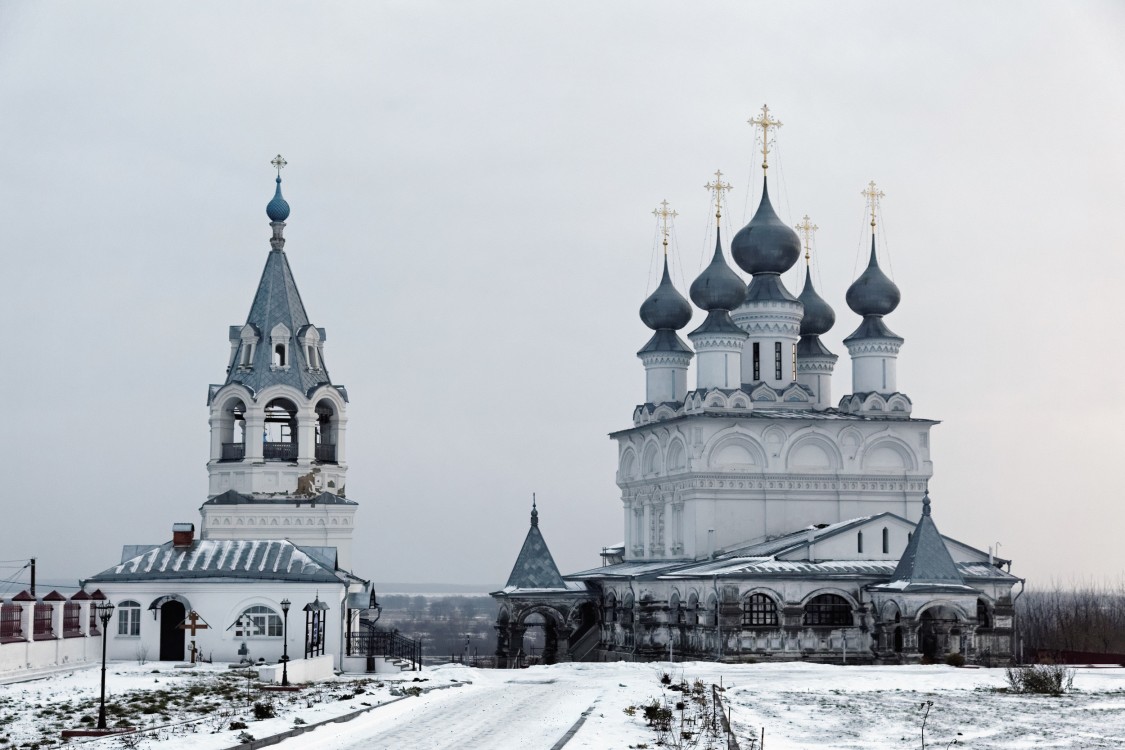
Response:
[244,414,265,461]
[297,407,315,465]
[334,416,348,466]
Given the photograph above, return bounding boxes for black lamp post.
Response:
[365,590,382,673]
[280,598,291,687]
[95,601,116,730]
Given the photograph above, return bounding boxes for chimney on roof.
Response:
[173,523,195,548]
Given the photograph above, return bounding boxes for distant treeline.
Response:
[1017,584,1125,657]
[374,595,498,660]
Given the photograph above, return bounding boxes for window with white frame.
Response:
[117,600,141,636]
[233,605,283,637]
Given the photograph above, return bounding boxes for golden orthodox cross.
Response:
[703,170,733,225]
[178,610,210,636]
[794,215,818,266]
[748,104,782,170]
[862,181,885,230]
[652,200,678,256]
[271,154,287,176]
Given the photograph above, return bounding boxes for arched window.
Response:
[117,600,141,637]
[604,592,617,624]
[857,531,864,554]
[742,593,778,627]
[804,594,852,627]
[233,605,283,637]
[669,593,682,625]
[273,344,286,367]
[687,593,699,626]
[882,527,889,554]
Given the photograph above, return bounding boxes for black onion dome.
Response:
[690,230,747,311]
[639,257,693,331]
[798,267,835,336]
[731,178,801,275]
[846,236,900,316]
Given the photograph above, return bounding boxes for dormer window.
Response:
[237,324,259,370]
[300,325,323,372]
[270,324,291,371]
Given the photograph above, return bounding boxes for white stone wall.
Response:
[199,504,357,569]
[615,415,934,560]
[92,581,352,669]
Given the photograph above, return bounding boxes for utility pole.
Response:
[29,558,36,596]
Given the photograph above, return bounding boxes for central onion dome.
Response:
[690,230,747,311]
[266,176,291,222]
[732,179,801,275]
[640,258,693,331]
[798,267,835,336]
[846,237,900,317]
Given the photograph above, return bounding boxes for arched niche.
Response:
[860,438,917,471]
[666,439,687,473]
[619,449,637,481]
[784,433,842,471]
[642,441,662,476]
[705,431,766,471]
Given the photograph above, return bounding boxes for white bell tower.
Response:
[200,157,357,568]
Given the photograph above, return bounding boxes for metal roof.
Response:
[503,506,570,592]
[879,495,967,589]
[86,539,346,585]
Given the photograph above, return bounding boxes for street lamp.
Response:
[365,590,382,673]
[280,598,291,687]
[95,601,116,730]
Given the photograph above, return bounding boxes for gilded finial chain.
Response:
[652,200,678,256]
[795,215,818,266]
[703,170,733,226]
[862,180,885,231]
[748,104,782,171]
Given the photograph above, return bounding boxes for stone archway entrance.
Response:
[918,605,963,662]
[493,595,597,668]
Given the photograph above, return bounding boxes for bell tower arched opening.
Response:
[263,397,298,461]
[315,399,339,464]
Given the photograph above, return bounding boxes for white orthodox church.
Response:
[494,109,1021,666]
[83,166,393,674]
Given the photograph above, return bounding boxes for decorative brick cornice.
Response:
[846,339,903,356]
[639,351,694,367]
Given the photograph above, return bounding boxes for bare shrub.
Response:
[1005,664,1074,695]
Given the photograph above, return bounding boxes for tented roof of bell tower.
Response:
[225,247,335,397]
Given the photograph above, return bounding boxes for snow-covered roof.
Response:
[86,539,347,585]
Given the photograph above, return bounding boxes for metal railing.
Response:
[347,628,423,671]
[263,441,298,461]
[314,444,337,463]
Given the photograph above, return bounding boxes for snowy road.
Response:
[282,674,602,750]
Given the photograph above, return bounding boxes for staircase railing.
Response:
[346,627,423,671]
[569,622,601,662]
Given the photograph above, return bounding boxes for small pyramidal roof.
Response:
[886,492,969,590]
[504,497,567,590]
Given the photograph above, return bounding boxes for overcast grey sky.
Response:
[2,1,1123,590]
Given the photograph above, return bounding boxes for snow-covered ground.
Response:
[2,660,1123,749]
